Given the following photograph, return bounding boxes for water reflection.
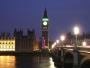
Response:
[0,56,56,68]
[32,56,56,68]
[49,58,56,68]
[0,56,15,68]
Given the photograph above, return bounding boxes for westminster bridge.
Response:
[51,45,90,68]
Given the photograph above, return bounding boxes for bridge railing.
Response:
[52,45,90,54]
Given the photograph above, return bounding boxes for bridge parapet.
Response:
[51,45,90,68]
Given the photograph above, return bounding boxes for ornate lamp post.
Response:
[73,26,80,68]
[73,26,80,50]
[60,35,66,65]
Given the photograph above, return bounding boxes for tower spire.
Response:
[43,8,48,18]
[42,8,49,49]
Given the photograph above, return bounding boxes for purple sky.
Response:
[0,0,90,40]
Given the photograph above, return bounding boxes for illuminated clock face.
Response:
[43,21,47,26]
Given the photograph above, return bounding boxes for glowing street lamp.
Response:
[82,41,87,47]
[56,39,59,44]
[60,35,66,42]
[60,35,66,48]
[52,42,56,49]
[73,26,80,35]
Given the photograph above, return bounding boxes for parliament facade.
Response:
[0,29,39,53]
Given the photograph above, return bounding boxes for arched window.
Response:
[9,42,10,44]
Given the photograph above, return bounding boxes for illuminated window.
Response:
[4,45,6,48]
[0,40,15,51]
[7,46,9,49]
[9,46,10,49]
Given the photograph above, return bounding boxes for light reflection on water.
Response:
[0,56,56,68]
[0,56,16,68]
[49,58,56,68]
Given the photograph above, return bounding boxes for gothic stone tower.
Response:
[42,9,49,49]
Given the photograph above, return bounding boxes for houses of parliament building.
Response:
[0,9,50,53]
[0,29,39,53]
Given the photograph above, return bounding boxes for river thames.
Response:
[0,55,56,68]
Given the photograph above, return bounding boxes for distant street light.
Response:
[82,41,87,47]
[56,39,59,44]
[52,42,56,49]
[60,35,66,42]
[51,40,59,49]
[60,34,66,47]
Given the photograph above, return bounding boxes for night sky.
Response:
[0,0,90,41]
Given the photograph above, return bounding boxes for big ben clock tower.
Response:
[42,9,49,49]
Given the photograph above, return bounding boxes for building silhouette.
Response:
[14,29,38,53]
[0,29,39,53]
